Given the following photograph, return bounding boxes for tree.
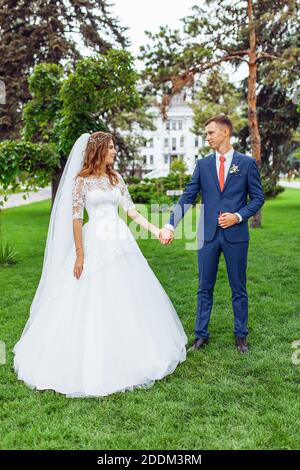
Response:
[191,70,247,138]
[170,159,188,176]
[240,84,300,185]
[0,140,58,198]
[0,0,129,140]
[20,50,143,204]
[170,159,188,190]
[239,1,300,185]
[139,0,300,226]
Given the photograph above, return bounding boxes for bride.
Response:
[13,131,187,398]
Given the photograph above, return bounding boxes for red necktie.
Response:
[219,155,226,192]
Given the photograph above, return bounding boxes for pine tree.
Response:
[139,0,300,227]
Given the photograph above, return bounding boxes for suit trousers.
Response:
[195,226,249,339]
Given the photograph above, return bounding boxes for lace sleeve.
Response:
[72,176,85,219]
[117,174,136,212]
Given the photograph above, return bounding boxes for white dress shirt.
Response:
[165,147,242,232]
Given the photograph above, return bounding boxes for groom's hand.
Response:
[218,212,239,229]
[159,228,174,245]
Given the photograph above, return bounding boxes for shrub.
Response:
[261,176,285,198]
[127,173,201,205]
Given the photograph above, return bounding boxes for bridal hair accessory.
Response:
[89,134,111,144]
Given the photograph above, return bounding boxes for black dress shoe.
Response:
[235,336,249,354]
[188,337,209,352]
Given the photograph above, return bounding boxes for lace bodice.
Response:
[72,172,136,220]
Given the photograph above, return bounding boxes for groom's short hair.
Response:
[205,115,233,136]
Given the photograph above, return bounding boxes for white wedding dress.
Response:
[13,173,187,398]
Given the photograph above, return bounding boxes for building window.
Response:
[172,138,176,151]
[172,120,176,130]
[180,136,185,147]
[164,138,169,148]
[148,137,154,148]
[166,120,170,130]
[150,155,154,165]
[178,120,183,130]
[195,155,198,163]
[195,137,199,148]
[164,154,169,164]
[143,155,147,165]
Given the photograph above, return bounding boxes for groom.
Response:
[159,115,265,353]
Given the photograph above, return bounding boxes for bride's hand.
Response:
[153,227,161,239]
[74,254,84,279]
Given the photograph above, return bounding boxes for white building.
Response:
[139,91,205,178]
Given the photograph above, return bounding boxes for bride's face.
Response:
[104,139,117,166]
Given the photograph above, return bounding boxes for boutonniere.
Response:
[229,164,240,174]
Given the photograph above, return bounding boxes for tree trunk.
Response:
[51,160,64,209]
[247,0,262,228]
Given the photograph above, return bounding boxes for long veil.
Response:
[17,133,90,339]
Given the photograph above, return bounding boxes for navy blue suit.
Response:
[168,151,265,339]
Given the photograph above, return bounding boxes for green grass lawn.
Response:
[0,189,300,450]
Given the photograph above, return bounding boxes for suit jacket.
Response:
[168,151,265,243]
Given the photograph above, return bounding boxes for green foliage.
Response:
[170,159,188,176]
[124,176,142,185]
[2,51,142,198]
[140,1,299,99]
[192,70,247,136]
[158,173,191,190]
[22,51,141,158]
[0,239,19,266]
[240,83,300,175]
[139,0,300,186]
[261,176,285,199]
[0,140,59,199]
[57,50,141,156]
[22,63,64,142]
[127,182,156,204]
[0,206,18,265]
[127,173,200,205]
[0,0,129,140]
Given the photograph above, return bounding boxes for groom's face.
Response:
[205,122,229,150]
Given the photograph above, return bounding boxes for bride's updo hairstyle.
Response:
[77,131,119,186]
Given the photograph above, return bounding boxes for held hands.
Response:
[73,214,238,268]
[218,212,239,229]
[158,228,174,246]
[155,212,238,246]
